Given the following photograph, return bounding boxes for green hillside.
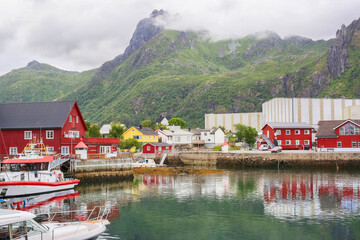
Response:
[74,30,332,127]
[0,61,95,103]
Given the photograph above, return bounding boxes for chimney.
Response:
[139,125,142,129]
[188,128,191,132]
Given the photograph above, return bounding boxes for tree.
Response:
[234,124,247,142]
[119,138,142,149]
[85,120,91,129]
[109,122,126,139]
[156,123,168,130]
[141,120,156,130]
[168,118,186,129]
[244,126,258,147]
[86,124,101,138]
[234,124,258,147]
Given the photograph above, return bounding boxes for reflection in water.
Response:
[2,170,360,239]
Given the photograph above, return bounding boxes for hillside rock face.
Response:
[94,10,166,81]
[327,18,360,78]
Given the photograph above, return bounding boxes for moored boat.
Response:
[132,158,157,168]
[0,207,109,240]
[0,140,80,198]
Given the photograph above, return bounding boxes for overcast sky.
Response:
[0,0,359,76]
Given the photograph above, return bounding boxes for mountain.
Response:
[0,60,95,103]
[1,11,359,128]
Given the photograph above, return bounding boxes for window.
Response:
[61,146,69,155]
[100,146,111,154]
[286,140,291,145]
[9,147,17,155]
[352,141,357,147]
[68,131,79,138]
[277,140,281,146]
[46,130,54,139]
[275,130,281,135]
[304,140,310,145]
[69,115,72,122]
[296,140,300,145]
[76,116,79,123]
[187,136,190,142]
[24,131,32,140]
[144,136,147,140]
[147,146,151,151]
[286,130,291,135]
[46,146,54,152]
[359,141,360,147]
[295,130,300,135]
[337,141,342,147]
[175,136,181,142]
[304,130,310,135]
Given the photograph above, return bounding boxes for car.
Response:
[271,146,282,153]
[259,144,269,151]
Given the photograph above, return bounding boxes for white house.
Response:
[190,128,225,148]
[155,129,173,144]
[156,114,172,126]
[100,123,126,138]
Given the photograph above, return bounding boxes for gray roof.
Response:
[189,128,210,135]
[0,101,76,129]
[263,122,314,130]
[316,119,360,138]
[135,126,157,135]
[145,142,172,147]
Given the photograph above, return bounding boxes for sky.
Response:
[0,0,359,76]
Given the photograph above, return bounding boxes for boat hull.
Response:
[0,180,80,198]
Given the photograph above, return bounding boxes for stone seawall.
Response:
[166,152,360,169]
[74,158,133,180]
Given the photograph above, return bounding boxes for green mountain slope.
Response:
[74,30,332,127]
[0,60,95,103]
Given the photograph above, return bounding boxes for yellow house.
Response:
[122,126,158,143]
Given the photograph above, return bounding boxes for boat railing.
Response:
[44,206,110,239]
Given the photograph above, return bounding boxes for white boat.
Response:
[0,207,109,240]
[0,140,80,198]
[132,159,157,168]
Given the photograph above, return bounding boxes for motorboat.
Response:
[0,140,80,198]
[0,207,109,240]
[132,159,157,168]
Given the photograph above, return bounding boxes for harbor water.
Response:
[2,168,360,240]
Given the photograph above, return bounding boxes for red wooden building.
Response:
[316,119,360,152]
[0,101,119,158]
[142,142,172,154]
[261,122,314,150]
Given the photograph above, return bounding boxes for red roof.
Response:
[222,141,228,146]
[2,155,54,164]
[75,141,88,149]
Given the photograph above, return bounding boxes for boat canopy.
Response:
[0,209,36,225]
[2,155,54,164]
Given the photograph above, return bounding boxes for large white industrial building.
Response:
[205,97,360,132]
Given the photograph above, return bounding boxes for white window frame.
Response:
[286,140,291,145]
[304,140,310,145]
[9,147,17,155]
[352,141,357,147]
[69,115,72,122]
[46,130,54,139]
[100,146,111,154]
[46,146,54,152]
[61,146,69,155]
[295,140,300,145]
[76,116,79,123]
[337,141,342,148]
[24,131,32,140]
[68,131,79,138]
[295,130,300,135]
[275,130,281,135]
[304,130,310,135]
[175,136,181,142]
[286,130,291,135]
[277,140,281,146]
[147,146,151,151]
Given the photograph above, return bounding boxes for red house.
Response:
[0,101,119,158]
[316,119,360,152]
[261,122,314,150]
[142,143,172,154]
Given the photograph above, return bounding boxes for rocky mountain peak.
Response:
[327,18,360,78]
[94,10,167,82]
[26,60,40,68]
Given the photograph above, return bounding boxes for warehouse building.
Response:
[205,98,360,132]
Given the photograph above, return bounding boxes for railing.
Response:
[46,206,110,240]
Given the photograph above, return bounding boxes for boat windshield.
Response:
[1,219,47,239]
[2,163,49,172]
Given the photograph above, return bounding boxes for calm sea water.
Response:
[3,169,360,240]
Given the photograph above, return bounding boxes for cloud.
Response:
[0,0,359,75]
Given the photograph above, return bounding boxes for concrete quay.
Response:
[165,151,360,169]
